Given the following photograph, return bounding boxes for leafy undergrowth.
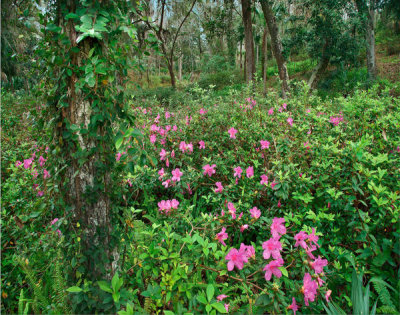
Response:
[2,82,400,314]
[111,83,400,314]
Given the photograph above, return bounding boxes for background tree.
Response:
[241,0,256,83]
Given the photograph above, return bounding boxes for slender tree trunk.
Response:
[178,54,183,81]
[239,41,243,69]
[225,0,236,65]
[259,0,290,98]
[261,25,268,95]
[308,55,330,90]
[241,0,256,83]
[167,59,176,87]
[366,0,377,80]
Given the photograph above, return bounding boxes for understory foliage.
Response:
[2,81,399,314]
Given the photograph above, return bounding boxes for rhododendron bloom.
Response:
[288,297,298,314]
[150,134,156,143]
[260,140,270,149]
[158,168,165,180]
[311,256,328,274]
[240,224,248,232]
[270,181,277,189]
[306,245,317,259]
[308,228,320,247]
[186,143,193,153]
[294,231,308,249]
[37,191,44,197]
[234,166,242,178]
[15,160,22,167]
[24,159,33,169]
[225,247,248,271]
[240,243,255,259]
[246,166,254,178]
[228,127,238,139]
[227,202,236,219]
[325,290,332,302]
[283,103,287,110]
[51,218,59,225]
[199,108,207,115]
[43,169,50,179]
[159,149,167,161]
[268,108,274,115]
[270,217,286,238]
[260,174,268,185]
[216,227,228,246]
[165,111,171,119]
[224,304,229,312]
[262,238,282,259]
[203,164,216,177]
[179,141,187,153]
[162,179,171,188]
[171,168,183,182]
[39,155,46,167]
[263,258,284,281]
[250,207,261,219]
[303,273,318,306]
[215,182,224,193]
[217,294,228,302]
[287,117,293,127]
[199,140,205,149]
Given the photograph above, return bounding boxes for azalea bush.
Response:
[2,82,400,314]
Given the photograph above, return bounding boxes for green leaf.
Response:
[211,303,227,313]
[278,266,288,277]
[164,311,175,315]
[98,281,112,293]
[206,284,214,302]
[66,286,83,293]
[65,13,79,20]
[197,295,208,305]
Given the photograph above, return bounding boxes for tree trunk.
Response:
[63,0,113,279]
[239,41,243,69]
[260,0,290,98]
[308,55,330,90]
[178,54,183,81]
[366,0,377,81]
[167,58,176,88]
[261,25,268,95]
[241,0,256,83]
[225,0,236,65]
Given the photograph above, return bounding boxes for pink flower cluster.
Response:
[225,243,255,271]
[329,113,344,126]
[157,199,179,215]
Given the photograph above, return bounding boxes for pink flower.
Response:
[303,273,318,306]
[50,218,59,225]
[171,168,183,182]
[270,218,286,239]
[171,199,179,209]
[43,169,50,179]
[277,200,281,208]
[186,143,193,153]
[203,164,216,177]
[225,247,248,271]
[24,159,33,169]
[158,168,165,180]
[311,256,328,274]
[240,243,255,259]
[199,140,205,149]
[260,174,268,185]
[263,258,284,281]
[287,117,293,127]
[250,207,261,219]
[15,160,22,167]
[325,290,332,302]
[294,231,308,249]
[215,182,224,193]
[150,134,156,144]
[217,294,228,302]
[246,166,254,178]
[179,141,187,153]
[216,227,228,246]
[37,191,44,197]
[162,179,171,188]
[234,166,242,178]
[283,103,287,110]
[39,155,46,167]
[227,202,236,219]
[306,245,317,259]
[308,228,320,248]
[262,238,282,259]
[240,224,249,232]
[165,111,171,119]
[268,108,274,115]
[270,181,277,189]
[260,140,270,149]
[159,149,167,161]
[288,297,298,314]
[224,304,229,312]
[228,127,238,139]
[199,108,208,115]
